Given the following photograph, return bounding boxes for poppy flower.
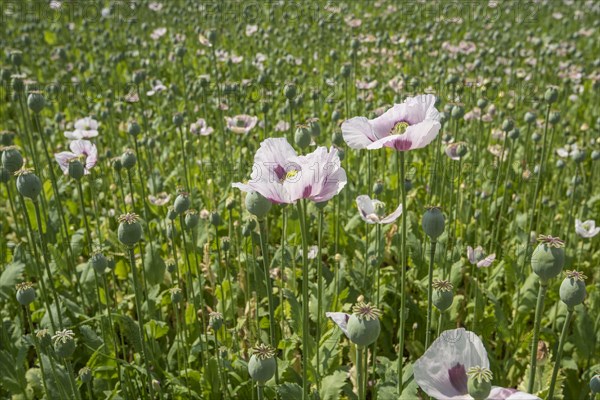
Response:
[575,219,600,238]
[414,328,540,400]
[467,246,496,268]
[356,195,402,224]
[64,117,99,140]
[54,140,98,175]
[190,118,214,136]
[341,94,441,151]
[225,115,259,134]
[232,137,346,204]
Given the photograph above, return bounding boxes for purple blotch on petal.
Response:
[448,363,468,395]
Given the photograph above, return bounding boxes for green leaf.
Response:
[319,370,347,400]
[0,262,25,300]
[44,30,57,45]
[144,319,169,339]
[277,382,303,399]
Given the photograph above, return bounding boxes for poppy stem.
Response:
[296,200,311,400]
[357,345,365,400]
[397,151,407,393]
[425,240,437,349]
[547,307,574,399]
[527,281,548,393]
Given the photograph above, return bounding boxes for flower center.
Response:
[283,169,299,181]
[391,121,409,135]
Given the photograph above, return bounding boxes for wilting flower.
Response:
[64,117,99,140]
[232,137,347,204]
[190,118,214,136]
[356,195,402,224]
[341,94,441,151]
[467,246,496,268]
[54,140,98,175]
[414,328,540,400]
[225,115,259,134]
[575,219,600,238]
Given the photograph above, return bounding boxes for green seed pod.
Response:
[90,252,108,274]
[559,271,586,308]
[16,282,36,306]
[531,235,565,283]
[167,207,178,221]
[501,119,514,132]
[16,170,42,199]
[10,50,23,66]
[590,375,600,394]
[544,87,558,103]
[118,213,143,246]
[79,367,92,383]
[185,209,199,229]
[209,211,222,226]
[508,128,520,140]
[27,92,45,113]
[170,287,183,304]
[248,344,277,383]
[245,191,271,220]
[422,207,445,240]
[221,236,231,252]
[373,181,384,195]
[68,159,85,180]
[284,83,297,100]
[2,146,24,173]
[132,70,145,85]
[307,118,320,137]
[432,280,454,312]
[0,166,10,183]
[340,64,351,78]
[172,113,184,127]
[347,302,381,347]
[209,311,224,331]
[451,105,464,119]
[53,330,76,358]
[294,125,311,149]
[549,111,560,124]
[121,150,136,170]
[144,243,166,285]
[127,121,141,137]
[524,111,536,124]
[592,150,600,161]
[331,131,344,147]
[476,98,488,109]
[174,192,191,214]
[467,367,493,400]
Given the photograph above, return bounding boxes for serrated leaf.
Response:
[319,370,347,400]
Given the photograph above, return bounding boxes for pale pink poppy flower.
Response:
[245,24,258,37]
[556,143,579,158]
[467,246,496,268]
[148,192,171,206]
[64,117,99,140]
[341,94,441,151]
[225,115,258,134]
[356,195,402,224]
[388,77,405,93]
[356,80,378,90]
[463,108,481,121]
[198,34,212,47]
[190,119,214,136]
[275,120,290,132]
[414,328,540,400]
[148,2,162,11]
[151,27,167,40]
[54,140,98,175]
[575,219,600,238]
[232,138,346,204]
[445,142,467,160]
[147,80,167,96]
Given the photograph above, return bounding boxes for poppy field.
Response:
[1,1,600,399]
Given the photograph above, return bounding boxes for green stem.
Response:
[257,383,265,400]
[425,240,437,349]
[127,246,153,400]
[547,308,574,399]
[397,151,407,393]
[297,200,310,400]
[357,345,365,400]
[25,307,51,399]
[527,282,548,393]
